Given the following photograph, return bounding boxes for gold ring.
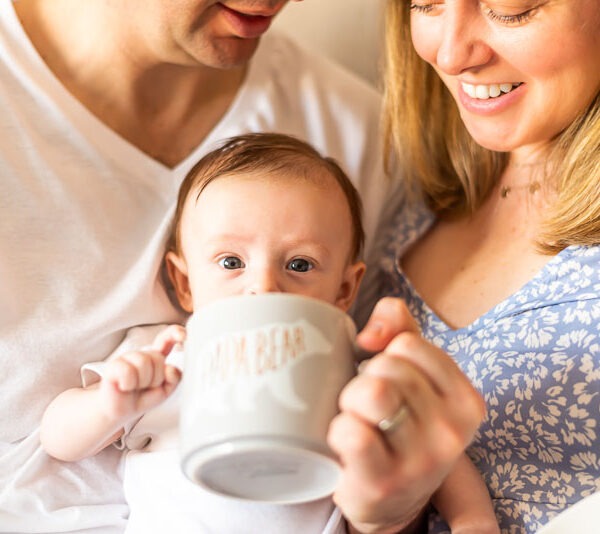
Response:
[377,404,409,435]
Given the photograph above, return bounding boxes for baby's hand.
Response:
[100,330,182,423]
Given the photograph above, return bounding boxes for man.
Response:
[0,1,394,532]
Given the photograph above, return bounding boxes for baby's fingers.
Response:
[165,364,182,388]
[133,366,181,413]
[105,357,141,392]
[153,325,186,355]
[106,351,165,391]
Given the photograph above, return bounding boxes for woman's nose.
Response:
[435,5,493,75]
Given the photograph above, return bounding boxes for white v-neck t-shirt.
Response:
[0,1,398,532]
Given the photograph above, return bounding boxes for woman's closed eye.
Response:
[410,1,540,25]
[409,2,439,15]
[286,257,314,273]
[218,255,245,270]
[484,4,539,25]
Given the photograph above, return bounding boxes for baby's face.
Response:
[170,170,363,312]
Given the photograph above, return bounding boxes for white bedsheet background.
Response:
[273,0,385,88]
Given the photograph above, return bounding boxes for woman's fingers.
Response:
[329,410,395,489]
[330,297,487,533]
[329,407,431,534]
[358,298,486,447]
[330,353,471,534]
[337,360,423,441]
[356,297,420,353]
[350,343,484,459]
[368,335,486,444]
[332,353,440,464]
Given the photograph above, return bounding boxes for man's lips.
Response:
[219,4,275,39]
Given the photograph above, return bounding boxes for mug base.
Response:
[181,437,341,504]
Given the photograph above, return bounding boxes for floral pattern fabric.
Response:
[377,201,600,533]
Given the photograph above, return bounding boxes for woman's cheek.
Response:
[410,21,439,65]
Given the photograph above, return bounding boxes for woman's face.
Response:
[410,0,600,156]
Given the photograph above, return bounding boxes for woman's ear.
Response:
[335,261,367,312]
[165,251,193,312]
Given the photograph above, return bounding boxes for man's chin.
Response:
[204,36,261,70]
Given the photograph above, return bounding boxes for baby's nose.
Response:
[245,269,281,295]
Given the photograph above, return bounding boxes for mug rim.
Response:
[188,292,356,333]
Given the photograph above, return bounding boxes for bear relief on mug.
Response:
[194,316,334,413]
[179,293,357,504]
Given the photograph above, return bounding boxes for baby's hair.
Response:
[169,132,365,261]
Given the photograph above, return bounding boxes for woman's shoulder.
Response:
[544,244,600,299]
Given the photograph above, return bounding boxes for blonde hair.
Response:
[169,132,365,260]
[383,0,600,253]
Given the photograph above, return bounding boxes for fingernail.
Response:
[357,360,369,374]
[364,320,384,336]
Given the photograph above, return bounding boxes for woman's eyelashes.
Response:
[409,1,540,25]
[484,5,538,25]
[409,2,437,15]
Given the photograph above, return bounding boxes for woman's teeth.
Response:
[462,82,521,100]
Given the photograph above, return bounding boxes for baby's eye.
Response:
[218,256,245,270]
[287,258,313,273]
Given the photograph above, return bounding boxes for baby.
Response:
[41,133,498,534]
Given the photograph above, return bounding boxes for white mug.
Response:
[179,293,357,504]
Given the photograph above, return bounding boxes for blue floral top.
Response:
[377,201,600,534]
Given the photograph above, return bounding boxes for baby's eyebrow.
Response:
[203,233,249,244]
[205,235,333,258]
[276,237,332,256]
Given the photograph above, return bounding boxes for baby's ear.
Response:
[335,261,366,312]
[165,251,193,312]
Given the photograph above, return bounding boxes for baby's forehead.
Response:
[179,162,361,261]
[191,166,343,201]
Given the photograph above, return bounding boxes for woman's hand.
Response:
[329,298,486,534]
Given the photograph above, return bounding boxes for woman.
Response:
[332,0,599,532]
